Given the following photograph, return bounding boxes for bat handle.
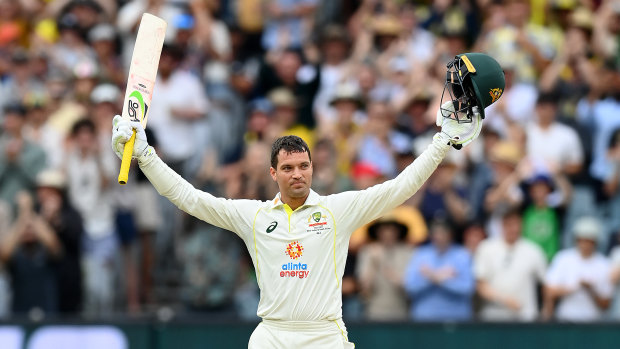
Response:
[118,130,136,185]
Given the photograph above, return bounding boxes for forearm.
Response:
[0,225,24,262]
[137,150,241,233]
[33,218,62,257]
[477,281,511,305]
[584,287,611,310]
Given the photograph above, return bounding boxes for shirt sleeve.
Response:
[564,128,584,165]
[545,252,565,287]
[326,134,450,236]
[438,249,475,296]
[138,151,259,240]
[532,244,548,282]
[403,250,433,296]
[594,260,614,299]
[473,242,492,281]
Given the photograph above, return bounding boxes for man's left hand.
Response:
[436,101,483,150]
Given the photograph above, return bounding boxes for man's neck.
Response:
[280,194,309,211]
[538,121,553,130]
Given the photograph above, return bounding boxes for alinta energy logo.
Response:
[281,241,309,279]
[285,241,304,259]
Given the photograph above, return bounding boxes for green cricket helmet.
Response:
[440,53,505,123]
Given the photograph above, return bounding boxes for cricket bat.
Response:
[118,13,167,185]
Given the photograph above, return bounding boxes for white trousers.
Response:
[248,319,355,349]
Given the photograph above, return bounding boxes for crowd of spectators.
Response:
[0,0,620,323]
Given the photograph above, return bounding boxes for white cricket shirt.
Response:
[138,135,449,321]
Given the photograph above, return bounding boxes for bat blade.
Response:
[118,13,166,185]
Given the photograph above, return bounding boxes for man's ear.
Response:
[269,167,277,182]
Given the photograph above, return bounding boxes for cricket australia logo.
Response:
[285,241,304,260]
[489,88,503,103]
[312,212,321,222]
[307,211,329,234]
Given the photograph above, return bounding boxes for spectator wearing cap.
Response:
[370,15,403,55]
[403,219,475,321]
[4,50,47,106]
[0,103,47,207]
[64,118,117,316]
[90,83,121,144]
[543,217,613,321]
[22,95,65,170]
[267,87,315,149]
[0,190,61,316]
[526,92,584,176]
[351,205,428,254]
[48,13,97,78]
[475,208,547,321]
[313,25,354,123]
[395,88,436,140]
[245,98,275,143]
[72,59,100,106]
[253,48,320,129]
[35,169,84,314]
[484,141,524,238]
[89,24,125,86]
[356,214,414,321]
[522,171,572,262]
[91,82,144,313]
[320,83,365,176]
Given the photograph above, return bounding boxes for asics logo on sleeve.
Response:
[266,221,278,233]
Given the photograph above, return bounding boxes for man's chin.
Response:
[289,187,310,198]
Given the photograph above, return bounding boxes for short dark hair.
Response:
[270,135,311,168]
[71,118,96,136]
[536,91,558,105]
[502,206,523,221]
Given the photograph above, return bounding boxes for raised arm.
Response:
[328,102,484,232]
[111,116,256,237]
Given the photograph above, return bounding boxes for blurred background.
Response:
[0,0,620,348]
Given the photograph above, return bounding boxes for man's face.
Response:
[270,150,312,199]
[536,102,557,125]
[576,238,596,257]
[2,112,24,135]
[502,214,522,244]
[431,225,452,250]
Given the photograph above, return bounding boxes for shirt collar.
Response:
[270,189,320,209]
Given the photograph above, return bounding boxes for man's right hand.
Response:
[111,115,150,160]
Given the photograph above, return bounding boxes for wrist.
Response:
[433,132,452,146]
[137,146,156,166]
